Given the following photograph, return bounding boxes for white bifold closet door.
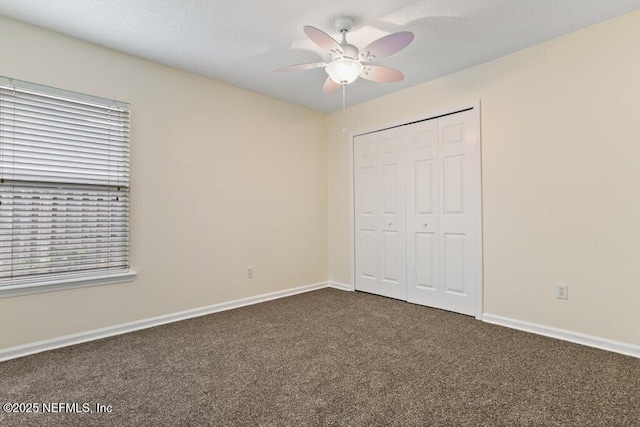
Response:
[406,110,479,315]
[355,109,480,316]
[354,127,406,300]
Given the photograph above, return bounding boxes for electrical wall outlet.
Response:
[247,267,253,279]
[556,284,568,300]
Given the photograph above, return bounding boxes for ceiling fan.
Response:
[275,16,414,96]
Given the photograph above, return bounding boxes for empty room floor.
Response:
[1,288,638,426]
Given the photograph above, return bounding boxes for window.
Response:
[0,77,134,297]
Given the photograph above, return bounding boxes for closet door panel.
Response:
[378,130,406,300]
[406,120,440,306]
[354,135,379,294]
[438,110,478,316]
[354,128,406,300]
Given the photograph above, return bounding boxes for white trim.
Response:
[483,313,640,359]
[472,101,483,319]
[351,101,481,138]
[0,271,137,299]
[0,281,328,362]
[328,281,354,291]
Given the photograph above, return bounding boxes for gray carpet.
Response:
[0,288,638,426]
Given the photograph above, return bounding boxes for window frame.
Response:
[0,77,135,298]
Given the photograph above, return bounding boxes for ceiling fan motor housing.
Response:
[340,43,359,60]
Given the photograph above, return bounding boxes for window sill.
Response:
[0,271,137,298]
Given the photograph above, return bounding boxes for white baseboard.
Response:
[10,286,635,363]
[482,313,640,359]
[0,281,329,362]
[328,281,354,291]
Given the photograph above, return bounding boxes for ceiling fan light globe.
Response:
[326,58,363,85]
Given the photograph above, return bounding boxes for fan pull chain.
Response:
[342,84,346,113]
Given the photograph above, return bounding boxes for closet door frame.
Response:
[348,101,483,319]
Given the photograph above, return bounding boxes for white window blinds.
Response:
[0,77,130,285]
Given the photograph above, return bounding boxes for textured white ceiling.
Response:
[0,0,639,113]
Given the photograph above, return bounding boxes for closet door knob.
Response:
[387,221,392,226]
[423,222,428,227]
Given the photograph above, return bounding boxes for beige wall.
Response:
[0,16,327,349]
[328,11,640,346]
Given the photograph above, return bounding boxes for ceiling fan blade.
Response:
[274,62,326,72]
[304,26,343,55]
[323,77,341,95]
[360,32,414,62]
[360,65,404,83]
